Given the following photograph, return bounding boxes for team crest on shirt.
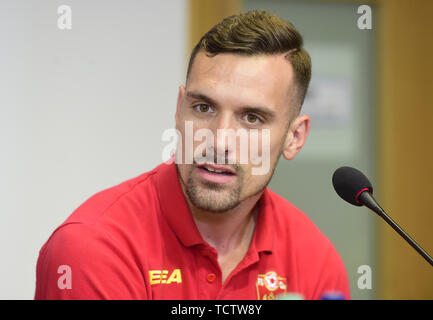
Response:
[256,271,287,300]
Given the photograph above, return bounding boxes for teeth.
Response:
[204,166,226,173]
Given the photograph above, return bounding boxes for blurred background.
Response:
[0,0,432,299]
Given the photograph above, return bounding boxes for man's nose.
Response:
[211,112,237,163]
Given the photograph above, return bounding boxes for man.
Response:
[35,10,350,300]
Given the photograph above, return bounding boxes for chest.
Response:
[145,244,294,300]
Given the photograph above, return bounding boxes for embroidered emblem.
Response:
[256,270,287,300]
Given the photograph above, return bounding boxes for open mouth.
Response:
[199,165,235,176]
[196,164,237,184]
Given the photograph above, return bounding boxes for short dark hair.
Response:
[186,10,312,109]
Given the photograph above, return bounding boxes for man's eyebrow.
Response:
[186,91,218,106]
[186,90,276,120]
[240,106,276,121]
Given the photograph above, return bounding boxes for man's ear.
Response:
[282,114,310,160]
[175,85,185,125]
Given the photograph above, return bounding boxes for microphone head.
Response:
[332,166,373,206]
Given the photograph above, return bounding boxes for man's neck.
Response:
[177,172,263,282]
[189,194,261,256]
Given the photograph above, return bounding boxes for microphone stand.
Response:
[358,191,433,267]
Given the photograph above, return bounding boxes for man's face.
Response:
[175,51,308,213]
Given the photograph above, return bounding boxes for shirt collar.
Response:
[253,188,274,254]
[154,161,274,253]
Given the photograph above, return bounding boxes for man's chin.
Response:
[186,179,241,213]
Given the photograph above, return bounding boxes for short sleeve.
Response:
[34,223,147,300]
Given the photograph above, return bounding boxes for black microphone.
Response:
[332,166,433,267]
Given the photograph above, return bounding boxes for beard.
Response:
[182,160,278,214]
[185,172,242,213]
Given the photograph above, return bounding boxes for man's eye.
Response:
[244,114,261,124]
[194,104,212,113]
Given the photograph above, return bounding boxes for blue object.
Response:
[320,291,346,300]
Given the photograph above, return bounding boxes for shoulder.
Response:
[62,166,160,226]
[264,188,350,299]
[34,162,166,300]
[38,222,109,265]
[36,164,164,285]
[265,188,331,247]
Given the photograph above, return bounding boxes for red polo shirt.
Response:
[34,162,350,300]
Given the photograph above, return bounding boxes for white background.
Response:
[0,0,187,299]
